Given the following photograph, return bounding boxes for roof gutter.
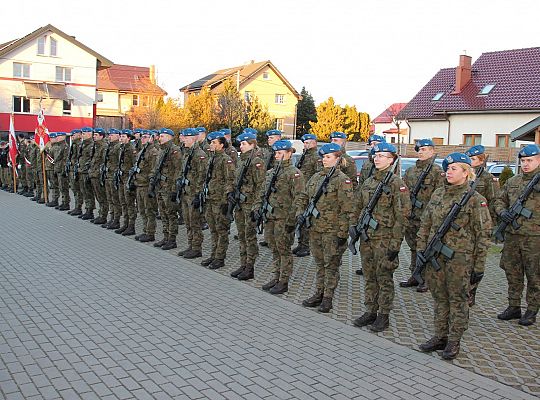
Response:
[434,109,540,115]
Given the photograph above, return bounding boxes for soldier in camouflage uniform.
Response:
[116,129,137,235]
[293,133,320,258]
[199,131,235,269]
[299,143,355,312]
[30,138,44,202]
[175,128,206,256]
[44,132,58,206]
[78,127,96,220]
[495,144,540,326]
[253,140,305,295]
[229,132,266,281]
[102,129,122,229]
[329,131,358,189]
[53,132,70,210]
[465,145,499,222]
[220,128,238,166]
[195,127,211,154]
[68,129,84,215]
[25,136,38,199]
[417,153,491,359]
[353,142,411,332]
[88,128,108,225]
[400,139,445,292]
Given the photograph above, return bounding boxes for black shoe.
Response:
[237,266,254,281]
[209,259,224,270]
[292,245,300,255]
[518,310,537,326]
[162,241,178,251]
[262,279,278,291]
[37,199,45,204]
[121,226,135,236]
[497,306,522,320]
[93,217,107,225]
[107,221,120,230]
[442,341,460,360]
[70,209,82,216]
[399,276,419,288]
[269,281,288,295]
[54,205,60,209]
[201,222,209,230]
[259,241,268,247]
[419,336,448,352]
[59,204,70,211]
[115,225,127,234]
[155,238,168,247]
[353,312,377,327]
[177,246,190,255]
[295,246,310,257]
[201,257,214,267]
[178,216,184,225]
[416,283,429,293]
[81,212,94,220]
[230,266,245,278]
[355,269,363,276]
[139,234,155,243]
[46,201,58,207]
[302,292,323,308]
[101,220,112,228]
[30,196,38,201]
[183,249,201,258]
[370,314,389,332]
[318,297,333,313]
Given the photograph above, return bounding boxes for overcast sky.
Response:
[3,0,539,118]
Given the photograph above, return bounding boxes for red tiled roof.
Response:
[401,47,540,120]
[372,103,408,123]
[98,64,166,95]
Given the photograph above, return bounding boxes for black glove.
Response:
[498,209,513,224]
[470,271,484,285]
[296,215,306,228]
[285,225,295,233]
[227,192,235,203]
[251,209,261,222]
[192,195,201,209]
[170,192,177,202]
[220,203,229,215]
[337,237,347,247]
[387,250,400,261]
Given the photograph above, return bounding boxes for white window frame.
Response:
[13,62,30,78]
[275,94,285,104]
[479,84,495,95]
[263,71,269,80]
[132,95,139,106]
[37,36,46,55]
[55,66,72,82]
[63,100,72,115]
[432,92,444,101]
[275,118,284,131]
[50,37,57,56]
[13,96,30,113]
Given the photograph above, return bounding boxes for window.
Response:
[13,62,30,78]
[496,134,510,148]
[432,92,444,101]
[244,91,252,102]
[275,94,284,104]
[390,137,396,143]
[275,118,284,131]
[50,37,57,56]
[433,137,444,145]
[37,36,46,55]
[13,96,30,113]
[132,95,139,106]
[479,84,495,95]
[63,100,72,115]
[463,134,482,146]
[263,71,269,80]
[55,66,72,82]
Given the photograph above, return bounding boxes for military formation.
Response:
[2,128,539,361]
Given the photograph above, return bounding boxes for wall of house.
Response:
[373,121,409,144]
[408,120,449,144]
[96,90,121,116]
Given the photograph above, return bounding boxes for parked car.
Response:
[347,150,369,157]
[487,163,517,178]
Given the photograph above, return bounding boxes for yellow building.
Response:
[180,60,301,138]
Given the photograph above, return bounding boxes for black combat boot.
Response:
[302,292,323,308]
[108,220,120,230]
[442,340,460,360]
[162,240,178,251]
[518,310,537,326]
[294,246,310,257]
[101,220,113,228]
[209,259,224,270]
[259,241,268,247]
[201,257,214,267]
[93,217,107,225]
[46,200,58,207]
[115,225,127,234]
[262,278,278,291]
[370,314,389,332]
[353,312,377,327]
[81,211,94,220]
[237,265,254,281]
[121,225,135,236]
[37,198,46,204]
[355,268,363,276]
[70,209,82,216]
[318,297,333,313]
[183,248,201,258]
[497,306,522,320]
[139,234,155,243]
[419,336,448,352]
[399,276,419,288]
[230,265,245,278]
[269,281,288,295]
[177,246,190,255]
[58,204,70,211]
[416,282,429,293]
[291,245,300,255]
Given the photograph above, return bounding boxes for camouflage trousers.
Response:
[57,172,70,206]
[119,182,136,228]
[105,179,121,222]
[426,253,470,341]
[26,169,35,194]
[35,167,43,199]
[405,219,421,273]
[45,169,57,202]
[234,203,258,267]
[310,230,346,298]
[360,239,399,314]
[136,186,157,235]
[500,233,540,313]
[80,174,95,212]
[90,177,108,219]
[298,225,309,248]
[181,195,201,249]
[205,201,231,260]
[266,218,295,283]
[71,175,83,211]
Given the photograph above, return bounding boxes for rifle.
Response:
[126,142,149,191]
[296,149,307,169]
[493,172,540,242]
[198,152,216,213]
[175,145,196,204]
[73,139,84,179]
[254,159,283,234]
[65,138,74,177]
[412,173,483,285]
[226,149,255,221]
[264,149,274,171]
[409,155,437,219]
[148,145,170,198]
[114,143,125,190]
[295,158,340,236]
[99,142,111,187]
[348,157,400,254]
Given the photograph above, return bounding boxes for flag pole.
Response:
[41,151,48,203]
[12,163,17,192]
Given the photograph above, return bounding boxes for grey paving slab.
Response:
[0,190,537,400]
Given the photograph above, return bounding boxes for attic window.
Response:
[479,84,495,95]
[432,92,444,101]
[263,71,269,80]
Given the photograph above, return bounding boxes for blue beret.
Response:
[48,132,57,138]
[266,129,282,137]
[93,128,106,135]
[207,131,225,142]
[160,128,174,136]
[301,134,317,142]
[108,128,119,135]
[237,132,257,142]
[81,127,93,133]
[195,127,207,133]
[518,144,540,158]
[56,132,66,137]
[182,128,198,136]
[272,139,293,151]
[71,129,82,134]
[373,142,397,154]
[318,143,342,156]
[132,128,143,134]
[414,138,435,152]
[330,131,347,139]
[465,145,485,157]
[121,129,133,137]
[442,152,471,172]
[149,129,159,136]
[368,134,385,144]
[220,128,232,135]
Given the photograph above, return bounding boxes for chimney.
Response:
[454,55,472,93]
[149,64,156,84]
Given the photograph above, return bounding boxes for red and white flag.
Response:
[34,108,50,151]
[8,113,18,173]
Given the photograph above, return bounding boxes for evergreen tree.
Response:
[499,165,514,188]
[296,87,317,139]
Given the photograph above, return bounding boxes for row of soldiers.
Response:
[4,128,539,361]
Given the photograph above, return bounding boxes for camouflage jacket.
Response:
[474,166,499,221]
[262,147,275,170]
[418,181,492,273]
[224,144,238,166]
[89,140,105,179]
[234,149,266,206]
[177,144,206,197]
[354,167,412,251]
[340,153,358,190]
[403,156,445,221]
[155,141,183,193]
[105,141,121,181]
[297,167,355,237]
[296,147,319,182]
[358,155,375,187]
[27,143,39,169]
[79,139,94,174]
[52,141,67,174]
[253,159,305,223]
[134,143,159,188]
[205,150,235,203]
[44,142,55,171]
[494,167,540,236]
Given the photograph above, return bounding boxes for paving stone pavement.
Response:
[0,190,538,399]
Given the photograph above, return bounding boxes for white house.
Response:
[372,103,408,144]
